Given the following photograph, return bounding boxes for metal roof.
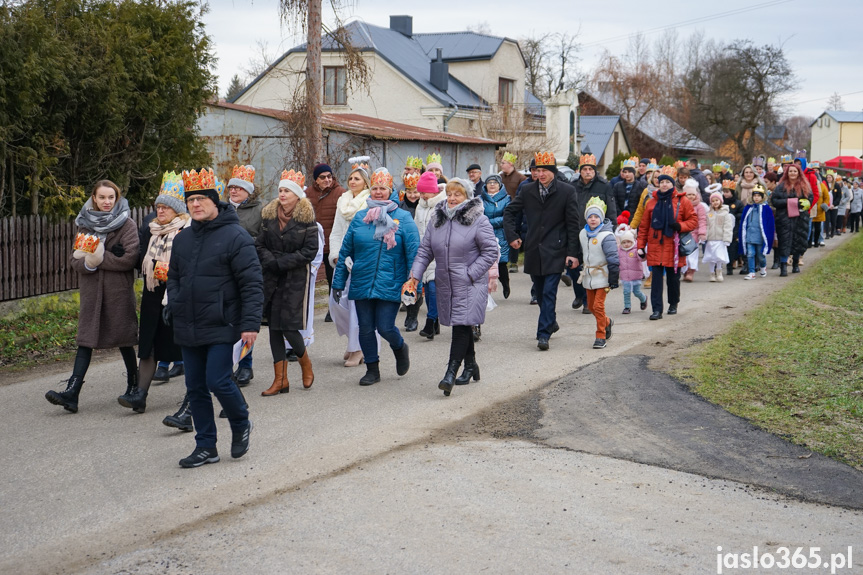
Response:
[815,111,863,125]
[211,101,506,145]
[233,21,490,110]
[413,33,504,62]
[580,116,624,162]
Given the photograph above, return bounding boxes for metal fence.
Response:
[0,208,148,302]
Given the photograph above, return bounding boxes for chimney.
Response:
[430,48,449,92]
[389,15,412,37]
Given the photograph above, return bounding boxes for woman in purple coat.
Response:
[407,178,499,396]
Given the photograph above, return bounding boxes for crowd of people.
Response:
[44,149,861,467]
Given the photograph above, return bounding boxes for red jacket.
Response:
[804,169,820,206]
[637,189,699,268]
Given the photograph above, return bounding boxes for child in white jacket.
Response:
[702,191,736,282]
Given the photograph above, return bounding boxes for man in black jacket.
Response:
[167,169,263,468]
[504,153,581,350]
[613,158,646,217]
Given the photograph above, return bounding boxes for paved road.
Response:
[1,236,861,574]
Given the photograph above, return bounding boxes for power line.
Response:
[581,0,794,48]
[794,90,863,106]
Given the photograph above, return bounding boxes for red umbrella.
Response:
[824,156,862,177]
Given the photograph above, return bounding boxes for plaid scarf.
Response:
[143,215,188,291]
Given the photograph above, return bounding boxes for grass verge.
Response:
[675,233,863,469]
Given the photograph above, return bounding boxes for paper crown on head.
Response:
[160,171,184,196]
[621,156,638,170]
[371,168,394,189]
[659,165,677,178]
[809,161,821,169]
[535,151,556,167]
[767,157,776,165]
[752,183,766,195]
[752,155,766,168]
[722,179,736,190]
[646,159,659,171]
[795,149,807,160]
[585,196,607,219]
[673,160,686,169]
[780,154,793,164]
[720,161,731,171]
[403,172,420,189]
[578,153,596,168]
[426,153,442,166]
[182,168,217,192]
[280,169,305,188]
[405,156,423,169]
[231,165,255,183]
[826,169,837,178]
[349,156,371,172]
[712,163,723,172]
[502,151,518,165]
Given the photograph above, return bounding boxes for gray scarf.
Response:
[75,196,131,240]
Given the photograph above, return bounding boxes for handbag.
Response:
[673,199,698,257]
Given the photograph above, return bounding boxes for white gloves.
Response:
[84,242,105,269]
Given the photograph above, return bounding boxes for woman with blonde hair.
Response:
[46,180,139,413]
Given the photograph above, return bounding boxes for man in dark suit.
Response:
[504,152,582,350]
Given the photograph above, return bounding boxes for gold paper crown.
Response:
[405,156,423,169]
[780,154,793,164]
[403,173,420,189]
[712,163,724,172]
[280,169,305,187]
[767,157,776,164]
[621,157,638,170]
[349,156,371,172]
[673,160,686,169]
[659,165,677,178]
[752,183,766,195]
[426,153,442,165]
[502,151,518,165]
[159,171,184,197]
[182,168,217,193]
[231,165,256,183]
[585,196,607,216]
[371,170,393,189]
[535,151,556,167]
[722,179,736,190]
[578,153,596,167]
[826,169,837,178]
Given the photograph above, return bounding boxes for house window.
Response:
[324,66,346,106]
[499,78,515,105]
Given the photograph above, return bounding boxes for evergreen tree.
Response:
[225,74,245,102]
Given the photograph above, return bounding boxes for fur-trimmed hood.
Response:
[261,197,316,224]
[432,196,485,228]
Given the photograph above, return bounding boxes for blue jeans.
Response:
[746,243,766,273]
[623,280,646,308]
[425,280,438,320]
[530,273,561,339]
[354,299,404,364]
[182,343,249,449]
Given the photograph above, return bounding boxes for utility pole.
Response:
[306,0,323,172]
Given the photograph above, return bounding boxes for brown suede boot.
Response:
[297,351,314,389]
[643,271,653,289]
[261,361,289,396]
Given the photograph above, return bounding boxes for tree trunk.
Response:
[306,0,323,173]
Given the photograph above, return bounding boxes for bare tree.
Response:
[548,32,581,95]
[826,91,845,111]
[784,115,814,152]
[466,21,492,35]
[519,32,582,100]
[519,35,550,99]
[242,40,278,84]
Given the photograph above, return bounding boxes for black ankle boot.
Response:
[162,394,193,431]
[780,262,788,277]
[455,356,480,385]
[393,342,410,376]
[404,297,422,332]
[359,362,381,386]
[45,376,84,413]
[419,318,436,339]
[119,387,148,413]
[792,256,800,273]
[438,360,460,396]
[117,371,140,410]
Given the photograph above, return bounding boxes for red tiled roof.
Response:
[210,101,505,146]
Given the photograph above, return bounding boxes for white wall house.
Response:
[810,111,863,162]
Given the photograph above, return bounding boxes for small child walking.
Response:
[703,188,736,282]
[578,197,620,349]
[615,225,647,314]
[738,184,776,279]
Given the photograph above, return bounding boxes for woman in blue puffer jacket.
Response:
[480,174,511,299]
[332,169,420,387]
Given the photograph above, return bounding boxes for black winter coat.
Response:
[167,203,263,347]
[771,183,813,258]
[613,179,646,216]
[256,198,319,331]
[575,177,618,225]
[503,178,582,276]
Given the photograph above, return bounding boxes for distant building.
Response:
[579,116,631,175]
[810,111,863,162]
[716,125,793,168]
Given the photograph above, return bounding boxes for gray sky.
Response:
[205,0,863,119]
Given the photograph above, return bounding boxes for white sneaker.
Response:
[744,273,756,280]
[709,271,717,282]
[759,269,767,277]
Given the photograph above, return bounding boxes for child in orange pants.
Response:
[578,197,620,349]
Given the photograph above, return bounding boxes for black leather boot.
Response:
[393,342,410,376]
[438,360,460,396]
[117,371,143,412]
[792,256,801,273]
[45,376,84,413]
[404,296,423,332]
[359,362,381,386]
[455,355,480,385]
[162,394,193,431]
[780,262,788,277]
[419,318,436,339]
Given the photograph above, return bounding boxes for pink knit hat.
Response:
[417,171,439,195]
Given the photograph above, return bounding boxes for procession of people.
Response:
[44,148,857,467]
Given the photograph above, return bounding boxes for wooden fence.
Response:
[0,208,148,302]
